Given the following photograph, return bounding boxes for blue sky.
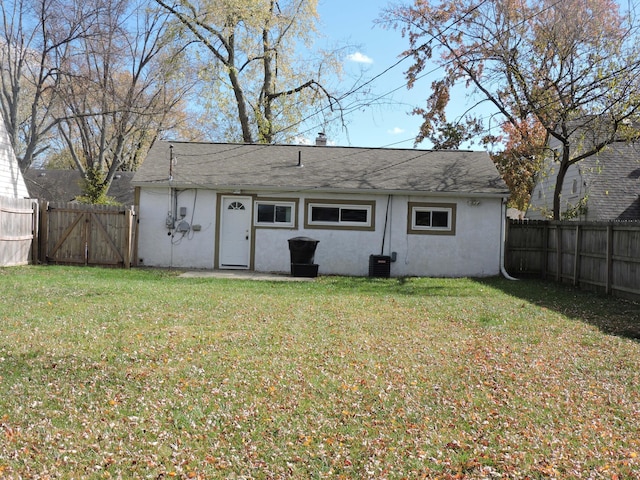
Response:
[311,0,425,149]
[308,1,499,151]
[291,0,454,150]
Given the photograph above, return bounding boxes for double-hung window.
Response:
[254,200,296,228]
[305,199,375,230]
[408,202,456,235]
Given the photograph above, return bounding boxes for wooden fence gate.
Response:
[40,202,136,268]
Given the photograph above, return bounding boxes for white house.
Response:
[0,112,28,199]
[132,140,511,277]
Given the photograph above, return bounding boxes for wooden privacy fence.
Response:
[506,220,640,301]
[39,202,136,268]
[0,196,38,266]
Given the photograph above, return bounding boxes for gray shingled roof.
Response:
[582,141,640,221]
[133,141,509,196]
[24,169,135,205]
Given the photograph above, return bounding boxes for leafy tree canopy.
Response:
[154,0,345,144]
[383,0,640,219]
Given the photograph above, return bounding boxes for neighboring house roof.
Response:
[133,141,509,197]
[24,170,135,205]
[581,141,640,221]
[528,128,640,221]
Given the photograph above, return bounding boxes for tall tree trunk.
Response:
[258,0,275,143]
[227,35,253,144]
[228,66,253,144]
[552,152,571,220]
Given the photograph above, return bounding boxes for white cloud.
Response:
[346,52,374,64]
[387,127,405,135]
[294,136,313,145]
[295,135,336,146]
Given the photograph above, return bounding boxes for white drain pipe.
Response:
[500,198,518,281]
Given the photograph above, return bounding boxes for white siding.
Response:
[0,113,28,199]
[137,187,504,277]
[136,187,217,268]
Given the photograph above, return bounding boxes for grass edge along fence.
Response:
[506,219,640,302]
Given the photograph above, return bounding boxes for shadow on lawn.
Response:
[317,275,481,297]
[475,277,640,342]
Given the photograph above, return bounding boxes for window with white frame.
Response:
[408,202,456,235]
[305,200,375,230]
[254,200,296,227]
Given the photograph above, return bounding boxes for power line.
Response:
[283,0,492,141]
[289,0,573,146]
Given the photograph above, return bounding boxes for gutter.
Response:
[130,181,510,199]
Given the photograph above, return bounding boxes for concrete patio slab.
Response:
[179,270,316,281]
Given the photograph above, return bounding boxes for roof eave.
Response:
[132,180,509,198]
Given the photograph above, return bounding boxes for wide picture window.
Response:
[305,200,374,230]
[408,202,456,235]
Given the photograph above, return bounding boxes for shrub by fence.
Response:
[506,220,640,302]
[0,196,38,267]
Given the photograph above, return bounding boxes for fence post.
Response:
[39,202,49,264]
[555,224,562,282]
[606,224,614,295]
[124,207,133,269]
[573,224,581,286]
[30,200,39,264]
[132,207,139,267]
[84,212,90,266]
[542,222,548,279]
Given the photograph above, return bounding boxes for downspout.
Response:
[500,198,518,280]
[380,195,391,255]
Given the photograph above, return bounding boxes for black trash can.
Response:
[288,237,319,264]
[288,236,319,277]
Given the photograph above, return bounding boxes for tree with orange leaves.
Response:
[492,118,547,211]
[383,0,640,219]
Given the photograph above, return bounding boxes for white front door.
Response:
[219,196,252,269]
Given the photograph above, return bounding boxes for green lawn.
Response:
[1,266,639,479]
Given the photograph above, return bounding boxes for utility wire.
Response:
[281,0,491,140]
[288,0,575,146]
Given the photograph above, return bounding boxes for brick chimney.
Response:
[315,132,327,146]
